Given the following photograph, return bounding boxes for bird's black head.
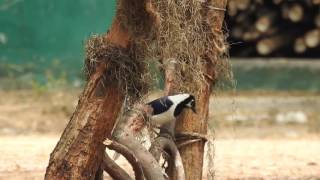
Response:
[171,94,197,117]
[184,95,196,113]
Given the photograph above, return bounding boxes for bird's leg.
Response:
[159,119,176,140]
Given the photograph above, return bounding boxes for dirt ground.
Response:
[0,136,319,180]
[0,90,319,179]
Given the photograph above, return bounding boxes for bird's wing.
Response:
[147,96,173,115]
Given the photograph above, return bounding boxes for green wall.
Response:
[0,0,116,84]
[231,60,320,92]
[0,1,319,92]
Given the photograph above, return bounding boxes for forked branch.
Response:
[103,138,145,180]
[111,104,165,180]
[149,135,185,180]
[102,152,132,180]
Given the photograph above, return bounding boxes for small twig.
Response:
[177,139,202,148]
[103,139,145,180]
[175,132,210,148]
[195,0,226,11]
[149,135,185,180]
[208,6,226,12]
[175,132,209,142]
[204,73,214,81]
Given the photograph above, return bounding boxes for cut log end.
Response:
[305,29,320,48]
[288,3,304,22]
[294,38,307,54]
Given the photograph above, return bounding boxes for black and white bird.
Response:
[111,94,196,161]
[147,93,196,127]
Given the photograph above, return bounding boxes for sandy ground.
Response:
[214,139,320,180]
[0,90,320,179]
[0,136,319,180]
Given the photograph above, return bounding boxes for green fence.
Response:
[231,59,320,92]
[0,1,319,92]
[0,0,116,86]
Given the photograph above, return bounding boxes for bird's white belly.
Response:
[151,106,175,126]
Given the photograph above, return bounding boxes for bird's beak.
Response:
[191,106,197,114]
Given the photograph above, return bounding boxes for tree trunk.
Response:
[172,1,228,179]
[45,17,130,180]
[45,0,158,178]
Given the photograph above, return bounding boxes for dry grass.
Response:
[108,0,233,97]
[148,0,232,95]
[85,35,151,102]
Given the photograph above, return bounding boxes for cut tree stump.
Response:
[44,18,129,180]
[164,0,228,179]
[45,0,160,179]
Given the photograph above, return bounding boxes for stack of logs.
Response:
[227,0,320,57]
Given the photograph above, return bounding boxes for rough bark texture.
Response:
[45,18,130,180]
[172,1,228,179]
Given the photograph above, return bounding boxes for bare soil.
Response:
[0,136,319,180]
[0,90,319,179]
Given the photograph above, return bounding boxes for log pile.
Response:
[227,0,320,57]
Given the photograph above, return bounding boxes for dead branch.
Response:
[149,135,185,180]
[103,139,144,180]
[111,104,165,180]
[102,152,132,180]
[112,100,185,180]
[175,132,209,142]
[177,139,202,148]
[113,131,166,180]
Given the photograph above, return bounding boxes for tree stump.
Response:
[45,18,130,180]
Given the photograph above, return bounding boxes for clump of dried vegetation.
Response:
[148,0,232,95]
[85,35,151,102]
[84,0,160,104]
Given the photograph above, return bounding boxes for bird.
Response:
[111,93,196,161]
[147,93,197,127]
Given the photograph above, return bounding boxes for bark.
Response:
[170,1,228,179]
[94,166,104,180]
[45,0,160,178]
[45,17,130,180]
